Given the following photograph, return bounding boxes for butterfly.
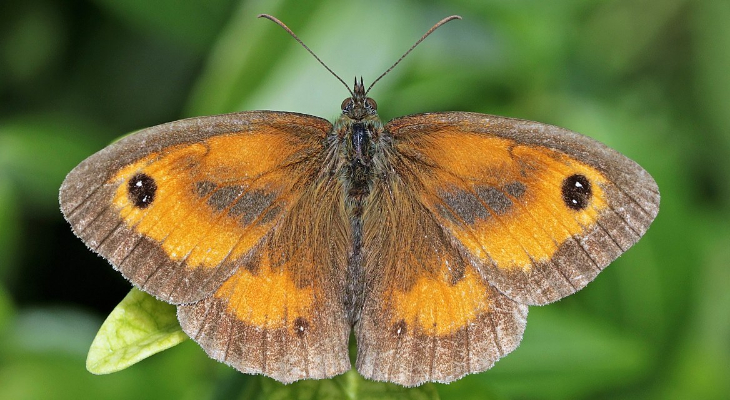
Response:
[59,15,659,387]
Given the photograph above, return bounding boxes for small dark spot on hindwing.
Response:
[393,319,407,337]
[293,317,309,337]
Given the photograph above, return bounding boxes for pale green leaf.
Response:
[86,288,187,374]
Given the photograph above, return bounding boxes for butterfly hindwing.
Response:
[354,144,528,386]
[177,161,353,382]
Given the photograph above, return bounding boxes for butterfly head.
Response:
[341,77,378,122]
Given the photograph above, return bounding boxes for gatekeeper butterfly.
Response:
[60,15,659,387]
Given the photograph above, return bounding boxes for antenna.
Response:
[366,15,461,95]
[259,14,462,97]
[258,14,353,97]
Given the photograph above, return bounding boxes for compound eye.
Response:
[341,97,353,112]
[365,97,377,112]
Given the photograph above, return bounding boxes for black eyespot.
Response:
[561,174,592,210]
[128,173,157,209]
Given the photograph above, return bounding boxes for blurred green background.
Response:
[1,0,729,399]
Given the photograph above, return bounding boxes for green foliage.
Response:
[1,0,729,399]
[86,288,187,374]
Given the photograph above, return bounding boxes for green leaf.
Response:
[86,288,187,374]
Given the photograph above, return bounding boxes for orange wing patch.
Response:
[390,264,490,336]
[414,131,610,271]
[108,132,308,270]
[215,255,314,330]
